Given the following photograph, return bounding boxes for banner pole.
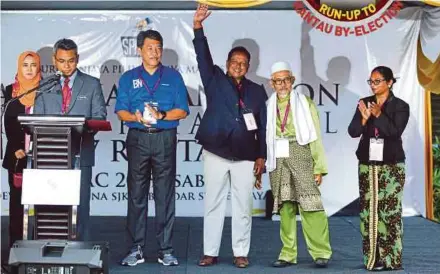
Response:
[425,90,434,219]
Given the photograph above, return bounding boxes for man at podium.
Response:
[34,38,107,241]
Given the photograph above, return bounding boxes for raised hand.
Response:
[358,100,371,121]
[369,102,382,118]
[194,3,212,28]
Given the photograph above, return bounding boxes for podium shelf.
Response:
[37,226,69,230]
[37,232,69,236]
[18,115,86,123]
[37,152,68,156]
[37,159,68,163]
[37,212,69,217]
[38,144,69,149]
[37,138,68,143]
[38,219,68,223]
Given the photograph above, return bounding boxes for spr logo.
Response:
[294,0,403,36]
[121,17,155,57]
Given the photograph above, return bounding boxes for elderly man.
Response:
[263,61,332,268]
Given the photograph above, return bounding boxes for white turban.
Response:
[271,61,292,75]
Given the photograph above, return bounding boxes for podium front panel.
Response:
[22,169,81,206]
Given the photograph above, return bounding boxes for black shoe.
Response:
[372,263,391,271]
[314,258,329,268]
[272,259,295,268]
[373,265,385,271]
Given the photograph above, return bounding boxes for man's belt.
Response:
[132,127,164,134]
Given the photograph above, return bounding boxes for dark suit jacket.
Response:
[193,28,268,161]
[2,85,28,172]
[348,92,410,164]
[34,70,107,167]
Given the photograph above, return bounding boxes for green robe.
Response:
[270,95,328,212]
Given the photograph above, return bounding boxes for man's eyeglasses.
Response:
[367,79,386,86]
[272,77,295,86]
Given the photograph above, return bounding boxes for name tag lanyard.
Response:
[138,66,164,99]
[235,81,252,114]
[369,103,385,162]
[238,98,251,113]
[373,102,386,139]
[374,127,380,139]
[236,90,259,130]
[277,102,291,137]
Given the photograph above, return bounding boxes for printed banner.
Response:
[1,9,430,217]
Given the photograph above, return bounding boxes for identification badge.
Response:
[369,138,384,162]
[143,102,158,124]
[275,138,289,158]
[243,112,258,131]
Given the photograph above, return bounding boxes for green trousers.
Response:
[278,202,332,263]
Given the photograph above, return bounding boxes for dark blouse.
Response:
[348,92,410,164]
[2,84,28,172]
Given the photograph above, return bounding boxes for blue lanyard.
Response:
[137,66,163,97]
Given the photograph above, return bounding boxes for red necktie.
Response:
[236,81,244,108]
[62,77,71,113]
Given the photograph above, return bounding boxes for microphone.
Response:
[54,70,63,78]
[0,71,61,108]
[39,71,62,86]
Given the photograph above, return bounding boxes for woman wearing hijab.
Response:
[2,51,41,247]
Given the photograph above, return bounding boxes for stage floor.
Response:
[2,216,439,273]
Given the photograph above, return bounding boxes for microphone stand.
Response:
[1,77,58,109]
[1,77,59,159]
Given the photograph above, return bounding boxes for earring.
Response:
[388,85,391,88]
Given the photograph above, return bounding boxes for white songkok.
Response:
[271,61,291,75]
